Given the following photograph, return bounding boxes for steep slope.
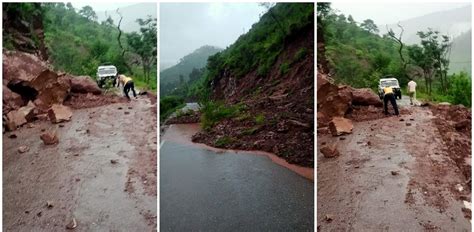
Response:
[192,3,314,167]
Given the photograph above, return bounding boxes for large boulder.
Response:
[317,73,352,118]
[48,104,72,123]
[64,75,102,95]
[3,50,49,84]
[351,88,383,107]
[3,51,70,110]
[3,85,24,114]
[329,117,353,136]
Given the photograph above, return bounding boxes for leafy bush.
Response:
[255,114,265,125]
[160,95,185,121]
[448,72,471,107]
[280,62,290,75]
[293,47,308,63]
[200,101,241,130]
[214,136,235,147]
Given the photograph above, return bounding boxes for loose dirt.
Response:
[3,95,157,231]
[317,103,471,231]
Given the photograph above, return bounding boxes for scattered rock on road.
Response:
[391,171,399,176]
[329,117,353,136]
[66,218,77,230]
[17,145,29,153]
[320,144,340,158]
[48,104,72,123]
[40,130,59,145]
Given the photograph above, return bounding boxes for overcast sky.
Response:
[331,2,471,25]
[71,2,135,12]
[160,3,265,69]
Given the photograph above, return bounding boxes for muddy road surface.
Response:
[317,100,471,231]
[3,95,157,231]
[161,124,314,231]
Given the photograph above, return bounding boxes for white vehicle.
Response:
[378,76,402,100]
[96,65,118,88]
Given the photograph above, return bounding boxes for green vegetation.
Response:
[255,114,265,125]
[160,96,185,121]
[214,136,235,147]
[318,3,471,107]
[3,3,157,91]
[200,101,243,130]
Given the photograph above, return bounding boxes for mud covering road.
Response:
[3,95,157,231]
[161,124,314,231]
[317,98,471,231]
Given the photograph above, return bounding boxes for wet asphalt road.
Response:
[160,140,314,231]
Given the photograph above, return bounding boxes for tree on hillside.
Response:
[360,19,379,33]
[386,23,408,77]
[78,6,97,21]
[347,15,355,24]
[127,15,157,84]
[408,28,451,96]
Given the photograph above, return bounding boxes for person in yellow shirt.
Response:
[383,86,399,116]
[116,74,137,100]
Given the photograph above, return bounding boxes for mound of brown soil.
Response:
[431,105,471,182]
[64,93,127,109]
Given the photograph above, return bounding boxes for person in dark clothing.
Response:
[116,74,137,100]
[383,86,399,115]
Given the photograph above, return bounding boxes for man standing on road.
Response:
[407,78,417,105]
[383,86,399,116]
[116,74,137,100]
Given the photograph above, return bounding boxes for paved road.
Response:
[3,96,157,231]
[160,124,314,231]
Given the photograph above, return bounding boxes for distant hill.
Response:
[449,30,471,75]
[160,45,222,85]
[96,3,157,33]
[381,5,471,45]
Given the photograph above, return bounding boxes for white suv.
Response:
[378,77,402,100]
[96,65,118,88]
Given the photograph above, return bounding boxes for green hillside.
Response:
[3,3,157,91]
[160,45,221,96]
[319,3,471,106]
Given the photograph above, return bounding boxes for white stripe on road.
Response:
[160,140,165,149]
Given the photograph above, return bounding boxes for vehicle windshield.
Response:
[380,80,398,87]
[98,66,117,76]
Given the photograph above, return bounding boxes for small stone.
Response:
[128,107,133,109]
[325,214,334,222]
[37,211,42,217]
[399,118,404,121]
[118,107,123,110]
[391,171,399,176]
[9,134,17,139]
[40,131,59,145]
[339,137,346,140]
[18,146,29,153]
[110,159,118,164]
[59,124,65,128]
[320,144,340,158]
[46,201,53,208]
[66,218,77,229]
[367,141,372,146]
[124,111,130,115]
[410,118,414,121]
[406,123,412,126]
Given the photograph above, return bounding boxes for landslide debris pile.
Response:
[317,71,383,134]
[431,104,472,183]
[2,50,123,133]
[192,4,314,167]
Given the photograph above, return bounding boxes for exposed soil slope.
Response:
[193,23,314,167]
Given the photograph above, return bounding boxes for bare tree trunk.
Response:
[116,9,133,75]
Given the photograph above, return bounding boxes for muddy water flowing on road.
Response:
[3,96,157,231]
[162,123,314,180]
[317,106,470,231]
[160,123,314,231]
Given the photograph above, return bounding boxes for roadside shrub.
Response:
[214,136,235,147]
[293,47,308,63]
[255,114,265,125]
[280,62,290,75]
[201,101,240,130]
[448,72,471,107]
[160,95,185,121]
